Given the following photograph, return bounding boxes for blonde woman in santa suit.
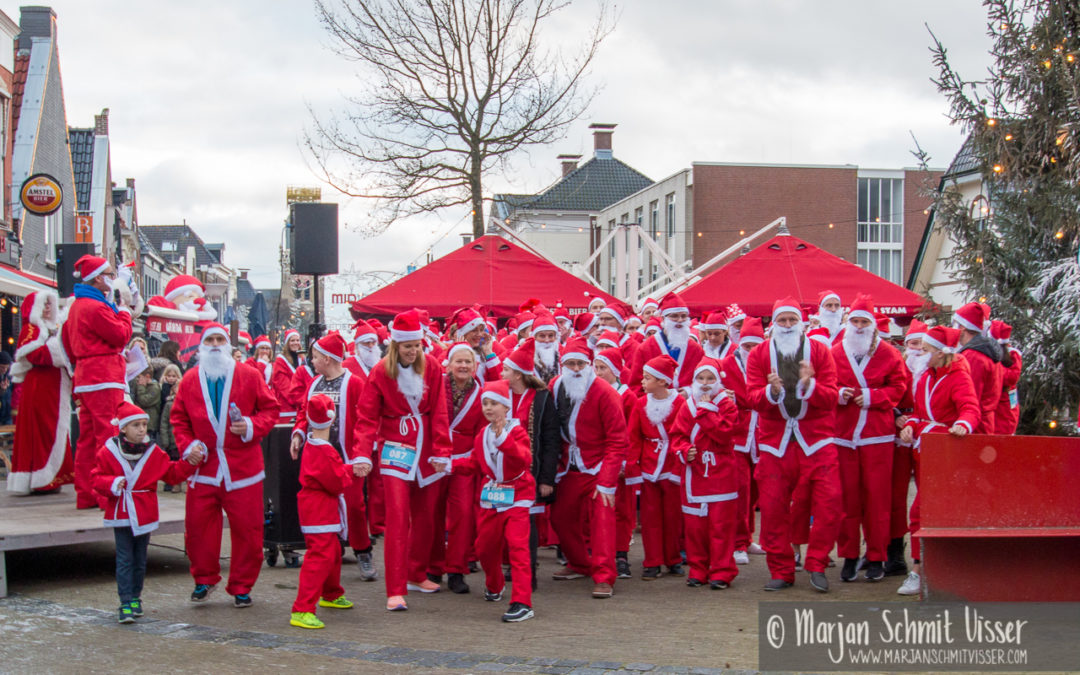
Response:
[353,310,453,611]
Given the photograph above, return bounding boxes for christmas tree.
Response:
[924,0,1080,432]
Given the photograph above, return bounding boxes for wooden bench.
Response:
[0,424,14,474]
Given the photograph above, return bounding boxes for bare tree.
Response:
[306,0,613,238]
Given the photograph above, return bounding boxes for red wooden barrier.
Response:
[917,434,1080,601]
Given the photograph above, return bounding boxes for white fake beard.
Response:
[773,323,804,358]
[819,309,842,336]
[645,392,676,426]
[906,349,931,377]
[704,342,723,358]
[690,381,713,403]
[356,343,380,370]
[535,340,559,368]
[198,344,234,380]
[728,327,740,345]
[843,325,874,359]
[663,317,690,351]
[396,363,424,406]
[562,368,594,404]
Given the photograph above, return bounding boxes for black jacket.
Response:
[527,388,561,503]
[959,333,1002,363]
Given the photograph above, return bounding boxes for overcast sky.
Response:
[2,1,994,290]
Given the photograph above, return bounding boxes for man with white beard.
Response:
[817,291,844,342]
[745,298,842,593]
[830,295,906,584]
[550,336,628,598]
[596,301,640,369]
[171,323,280,606]
[629,291,704,393]
[345,319,382,381]
[531,312,561,383]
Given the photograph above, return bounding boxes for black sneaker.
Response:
[710,580,729,590]
[427,572,443,584]
[667,563,685,577]
[483,588,503,602]
[234,593,253,608]
[501,602,534,623]
[864,561,885,582]
[764,578,793,591]
[686,577,704,587]
[641,566,662,580]
[809,571,829,593]
[884,538,908,577]
[841,558,859,582]
[190,584,216,603]
[448,573,470,594]
[467,560,479,574]
[503,565,512,582]
[616,557,632,579]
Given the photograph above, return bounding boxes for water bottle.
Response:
[228,402,243,423]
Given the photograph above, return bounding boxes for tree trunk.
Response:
[470,156,484,239]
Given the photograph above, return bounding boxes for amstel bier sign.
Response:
[20,173,64,216]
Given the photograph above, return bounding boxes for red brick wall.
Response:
[902,169,941,281]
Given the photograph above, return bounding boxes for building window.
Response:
[650,200,659,238]
[608,220,616,257]
[856,177,904,284]
[44,214,61,264]
[665,194,675,239]
[163,241,177,252]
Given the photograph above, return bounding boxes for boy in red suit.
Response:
[92,402,203,623]
[673,358,739,589]
[290,395,362,629]
[458,380,536,622]
[593,347,638,579]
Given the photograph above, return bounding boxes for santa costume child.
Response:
[353,309,453,611]
[456,380,536,622]
[593,347,638,579]
[627,355,687,579]
[673,358,740,588]
[289,394,360,630]
[990,320,1022,435]
[91,402,202,622]
[952,302,1003,433]
[629,291,704,393]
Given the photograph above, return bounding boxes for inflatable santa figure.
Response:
[147,275,219,322]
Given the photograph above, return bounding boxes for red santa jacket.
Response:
[831,339,907,447]
[672,395,739,509]
[902,356,981,449]
[92,438,196,535]
[353,354,453,486]
[457,420,536,511]
[247,358,272,386]
[614,383,637,421]
[617,334,639,378]
[271,354,303,414]
[62,290,133,393]
[444,375,486,462]
[994,347,1022,435]
[292,369,365,463]
[626,392,686,485]
[343,356,372,382]
[629,332,704,393]
[720,348,760,459]
[549,374,628,493]
[746,336,838,458]
[170,361,280,491]
[297,436,354,535]
[289,364,315,413]
[958,345,1002,434]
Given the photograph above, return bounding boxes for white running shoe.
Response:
[747,542,766,555]
[897,571,921,596]
[733,550,750,565]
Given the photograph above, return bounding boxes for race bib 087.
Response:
[380,441,417,472]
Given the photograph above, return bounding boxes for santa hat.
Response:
[952,302,986,333]
[772,296,802,322]
[574,312,598,334]
[659,291,689,317]
[390,309,424,342]
[113,401,149,430]
[875,313,892,339]
[453,308,485,338]
[306,394,336,429]
[505,338,537,377]
[531,312,558,336]
[514,311,536,334]
[807,326,832,346]
[561,336,593,364]
[283,328,301,344]
[699,311,728,331]
[73,255,111,282]
[739,317,765,345]
[923,326,960,353]
[726,303,747,326]
[200,322,229,343]
[980,302,993,329]
[353,319,378,344]
[443,341,476,366]
[237,331,252,347]
[904,320,928,343]
[644,317,662,336]
[599,302,632,327]
[314,332,347,362]
[694,356,722,382]
[595,347,624,375]
[990,320,1012,344]
[553,308,572,327]
[639,297,659,314]
[519,298,547,314]
[595,330,621,350]
[164,274,205,302]
[254,334,272,349]
[818,290,841,308]
[847,294,875,323]
[643,354,678,386]
[481,380,512,409]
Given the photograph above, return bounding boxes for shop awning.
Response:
[0,265,57,298]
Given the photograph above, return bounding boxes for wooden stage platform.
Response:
[0,487,189,598]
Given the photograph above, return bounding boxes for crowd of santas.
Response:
[233,287,1020,625]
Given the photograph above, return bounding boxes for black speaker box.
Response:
[290,202,339,276]
[56,242,96,297]
[262,424,305,549]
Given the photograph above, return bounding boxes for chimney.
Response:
[590,123,616,159]
[18,6,56,51]
[125,177,135,189]
[557,154,582,177]
[460,233,472,246]
[94,108,109,136]
[239,269,249,280]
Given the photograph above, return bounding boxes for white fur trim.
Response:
[456,317,484,336]
[848,310,874,322]
[952,314,981,333]
[201,325,228,342]
[819,292,840,306]
[391,328,423,342]
[83,260,111,282]
[505,358,536,378]
[661,305,689,317]
[904,332,926,343]
[164,283,202,301]
[698,323,726,331]
[594,354,619,375]
[600,307,626,326]
[922,333,950,353]
[116,411,149,429]
[643,364,674,385]
[560,351,590,364]
[241,416,254,443]
[313,342,344,362]
[111,476,125,496]
[481,391,512,408]
[255,339,272,349]
[772,305,801,321]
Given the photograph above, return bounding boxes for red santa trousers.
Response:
[909,452,924,561]
[683,499,738,584]
[755,444,842,582]
[185,481,263,595]
[640,480,683,568]
[836,442,893,562]
[74,388,124,508]
[344,479,371,552]
[382,475,442,596]
[550,471,617,585]
[615,476,635,553]
[442,473,479,575]
[366,463,386,536]
[477,507,532,606]
[789,476,812,548]
[733,453,756,550]
[291,532,345,613]
[890,444,914,539]
[537,504,558,547]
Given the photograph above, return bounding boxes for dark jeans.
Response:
[114,526,150,603]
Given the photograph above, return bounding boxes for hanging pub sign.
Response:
[20,173,63,216]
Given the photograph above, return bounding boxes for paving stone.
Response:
[527,657,561,666]
[538,667,573,675]
[588,662,623,670]
[475,663,510,672]
[556,659,590,667]
[567,668,610,675]
[654,667,691,674]
[624,664,656,672]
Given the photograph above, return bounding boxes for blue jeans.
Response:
[114,526,150,603]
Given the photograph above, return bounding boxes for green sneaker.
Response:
[289,611,324,629]
[118,603,136,624]
[318,595,354,609]
[130,598,143,617]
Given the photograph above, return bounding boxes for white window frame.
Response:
[856,176,904,284]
